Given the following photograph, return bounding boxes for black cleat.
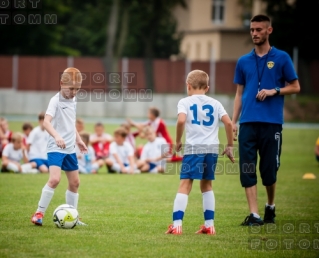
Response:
[263,206,276,223]
[241,213,264,226]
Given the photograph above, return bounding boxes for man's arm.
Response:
[175,113,186,152]
[256,80,300,101]
[232,85,243,141]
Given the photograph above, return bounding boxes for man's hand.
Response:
[55,135,66,149]
[232,122,238,141]
[222,145,235,163]
[256,89,276,101]
[77,140,88,154]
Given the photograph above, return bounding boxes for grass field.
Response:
[0,121,318,258]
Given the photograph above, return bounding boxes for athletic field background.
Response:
[0,121,318,258]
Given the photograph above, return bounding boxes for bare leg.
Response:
[245,185,258,214]
[265,183,276,205]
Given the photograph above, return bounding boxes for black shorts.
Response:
[238,122,282,187]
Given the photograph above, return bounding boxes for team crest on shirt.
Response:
[267,61,275,69]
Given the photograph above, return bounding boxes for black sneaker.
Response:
[263,206,276,223]
[241,213,264,226]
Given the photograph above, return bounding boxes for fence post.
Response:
[12,55,19,90]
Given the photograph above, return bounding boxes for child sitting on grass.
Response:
[90,122,113,160]
[137,126,168,173]
[1,132,38,173]
[105,128,139,174]
[22,122,33,146]
[76,132,104,174]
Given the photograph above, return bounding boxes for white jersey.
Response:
[27,126,49,160]
[141,137,167,166]
[46,92,77,154]
[109,141,134,165]
[177,94,227,155]
[2,143,23,162]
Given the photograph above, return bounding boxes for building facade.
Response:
[173,0,266,61]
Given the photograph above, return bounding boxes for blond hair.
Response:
[186,70,209,90]
[60,67,82,86]
[11,132,23,142]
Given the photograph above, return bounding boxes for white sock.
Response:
[252,213,260,218]
[21,163,33,173]
[203,191,215,227]
[66,190,79,209]
[266,203,275,209]
[173,193,188,227]
[37,184,55,214]
[6,162,19,173]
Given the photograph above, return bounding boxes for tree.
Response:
[262,0,319,60]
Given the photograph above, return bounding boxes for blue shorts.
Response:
[47,152,78,171]
[30,159,49,169]
[148,162,157,171]
[239,123,282,187]
[180,153,218,180]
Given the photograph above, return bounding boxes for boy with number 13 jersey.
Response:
[166,70,234,235]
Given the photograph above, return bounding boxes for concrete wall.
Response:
[0,89,234,119]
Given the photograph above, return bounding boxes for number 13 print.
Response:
[190,104,214,126]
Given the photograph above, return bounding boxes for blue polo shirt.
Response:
[234,47,298,124]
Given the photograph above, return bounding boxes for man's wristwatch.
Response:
[274,87,280,95]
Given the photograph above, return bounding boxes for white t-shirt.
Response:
[2,143,23,162]
[109,141,134,165]
[177,94,227,155]
[76,145,95,168]
[27,126,49,160]
[46,92,77,154]
[141,137,167,166]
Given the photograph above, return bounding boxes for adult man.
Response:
[232,14,300,225]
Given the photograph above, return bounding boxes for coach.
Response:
[232,14,300,226]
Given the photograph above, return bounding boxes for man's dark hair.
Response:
[251,14,270,23]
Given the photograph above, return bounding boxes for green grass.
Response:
[0,121,319,257]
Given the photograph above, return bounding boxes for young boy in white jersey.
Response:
[165,70,234,235]
[31,67,88,226]
[105,128,139,174]
[1,132,37,173]
[27,112,49,173]
[137,126,168,173]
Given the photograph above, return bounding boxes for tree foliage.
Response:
[0,0,186,59]
[262,0,319,61]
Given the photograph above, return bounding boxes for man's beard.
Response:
[254,37,267,46]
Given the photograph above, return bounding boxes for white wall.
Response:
[0,89,234,120]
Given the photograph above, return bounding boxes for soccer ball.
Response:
[53,204,79,229]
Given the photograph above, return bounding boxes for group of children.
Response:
[74,106,177,174]
[0,107,177,175]
[0,114,49,173]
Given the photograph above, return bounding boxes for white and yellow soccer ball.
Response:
[53,204,79,229]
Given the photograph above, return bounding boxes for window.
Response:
[212,0,225,24]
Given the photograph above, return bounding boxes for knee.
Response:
[69,178,80,190]
[39,165,49,173]
[48,177,61,188]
